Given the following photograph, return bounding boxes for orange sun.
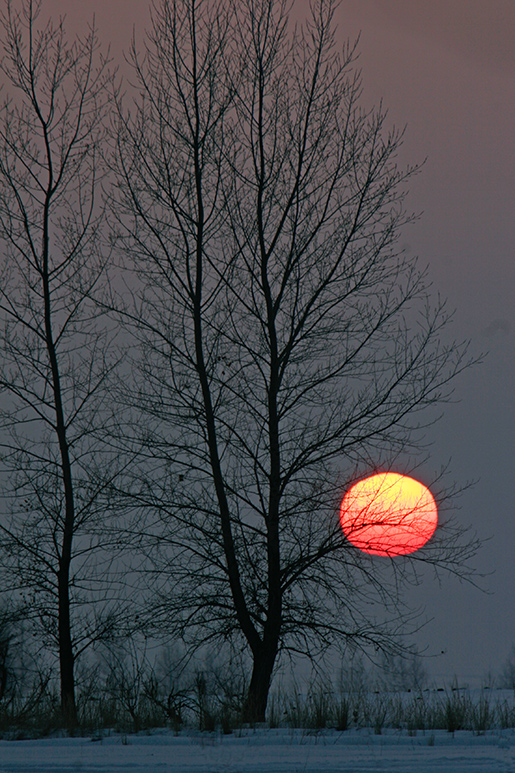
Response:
[340,472,438,556]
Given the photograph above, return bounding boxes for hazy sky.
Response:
[335,0,515,685]
[6,0,514,685]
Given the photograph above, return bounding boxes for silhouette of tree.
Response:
[110,0,478,722]
[0,0,120,728]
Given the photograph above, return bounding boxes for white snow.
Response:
[0,728,514,772]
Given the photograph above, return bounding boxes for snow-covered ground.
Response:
[0,728,514,772]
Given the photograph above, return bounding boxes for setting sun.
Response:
[340,473,438,556]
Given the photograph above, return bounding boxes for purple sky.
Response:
[10,0,515,684]
[335,0,515,685]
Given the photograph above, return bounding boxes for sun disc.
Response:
[340,472,437,556]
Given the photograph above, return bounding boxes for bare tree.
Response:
[110,0,478,722]
[0,0,120,728]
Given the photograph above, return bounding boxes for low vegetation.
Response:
[0,649,514,739]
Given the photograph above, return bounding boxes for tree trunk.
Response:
[58,568,78,729]
[241,644,278,723]
[43,172,78,730]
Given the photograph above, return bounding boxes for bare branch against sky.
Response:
[0,0,123,728]
[107,0,478,721]
[0,0,512,729]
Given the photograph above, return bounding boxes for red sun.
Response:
[340,472,438,556]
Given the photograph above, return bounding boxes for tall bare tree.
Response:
[110,0,477,722]
[0,0,119,728]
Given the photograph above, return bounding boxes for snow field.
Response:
[0,727,514,773]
